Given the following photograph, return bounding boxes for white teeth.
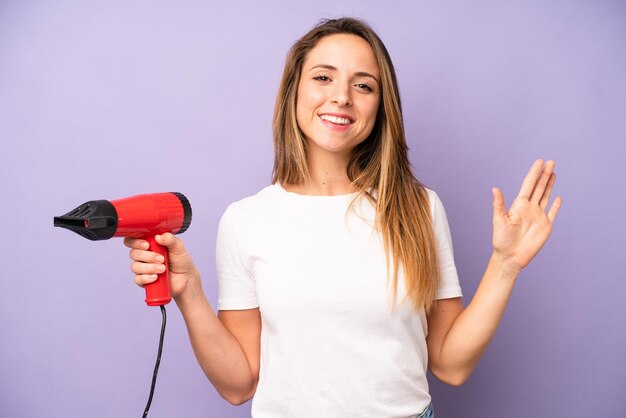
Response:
[320,114,352,125]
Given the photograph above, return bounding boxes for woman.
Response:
[126,18,561,418]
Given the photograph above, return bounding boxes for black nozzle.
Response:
[54,200,118,241]
[172,192,192,234]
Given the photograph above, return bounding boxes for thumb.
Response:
[155,232,187,256]
[492,187,506,220]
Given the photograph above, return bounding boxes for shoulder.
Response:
[218,184,287,233]
[223,184,282,217]
[423,187,446,220]
[421,187,456,247]
[217,185,280,243]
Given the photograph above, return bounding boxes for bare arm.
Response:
[426,257,518,386]
[427,160,562,385]
[176,289,261,405]
[126,234,261,404]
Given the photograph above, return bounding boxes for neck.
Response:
[284,146,354,196]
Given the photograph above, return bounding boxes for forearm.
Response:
[430,160,561,385]
[174,276,256,404]
[435,253,520,384]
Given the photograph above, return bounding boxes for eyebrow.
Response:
[308,64,380,86]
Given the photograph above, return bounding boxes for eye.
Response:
[313,75,331,82]
[355,83,374,93]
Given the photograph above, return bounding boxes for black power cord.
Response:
[142,305,167,418]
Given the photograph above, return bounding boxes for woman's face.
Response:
[296,34,380,161]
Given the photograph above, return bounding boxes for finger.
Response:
[129,248,166,263]
[547,196,562,223]
[517,159,544,200]
[134,274,159,288]
[155,232,187,256]
[539,172,556,210]
[123,237,149,250]
[530,160,555,203]
[492,187,506,219]
[131,260,166,276]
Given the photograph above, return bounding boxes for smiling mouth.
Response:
[319,114,354,125]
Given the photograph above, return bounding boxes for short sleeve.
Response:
[428,190,463,300]
[216,205,259,310]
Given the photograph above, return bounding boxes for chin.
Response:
[311,140,351,154]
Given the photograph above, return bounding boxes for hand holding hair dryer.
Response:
[54,192,192,306]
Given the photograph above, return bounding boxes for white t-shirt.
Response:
[216,183,462,418]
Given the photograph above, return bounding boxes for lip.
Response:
[318,112,355,123]
[318,114,353,132]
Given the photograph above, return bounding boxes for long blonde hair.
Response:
[272,18,440,313]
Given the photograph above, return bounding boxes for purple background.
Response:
[1,1,625,417]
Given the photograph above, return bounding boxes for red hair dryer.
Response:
[54,192,192,306]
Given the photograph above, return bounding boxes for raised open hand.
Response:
[492,160,562,271]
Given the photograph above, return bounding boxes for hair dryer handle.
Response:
[145,236,172,306]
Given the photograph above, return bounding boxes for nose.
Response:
[331,81,352,107]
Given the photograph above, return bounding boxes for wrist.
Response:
[174,268,205,307]
[489,251,522,278]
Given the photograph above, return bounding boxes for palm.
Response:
[492,160,562,270]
